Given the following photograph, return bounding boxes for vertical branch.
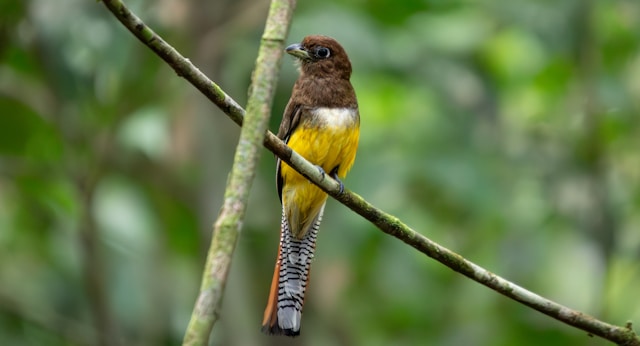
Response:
[181,0,296,345]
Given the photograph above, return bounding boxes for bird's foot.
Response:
[329,167,344,194]
[314,165,326,179]
[314,165,344,194]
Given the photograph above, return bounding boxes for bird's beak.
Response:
[285,43,310,60]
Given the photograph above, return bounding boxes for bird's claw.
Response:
[330,168,345,194]
[315,165,326,179]
[314,165,345,194]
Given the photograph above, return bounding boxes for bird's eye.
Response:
[316,47,330,59]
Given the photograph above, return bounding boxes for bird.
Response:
[261,35,360,337]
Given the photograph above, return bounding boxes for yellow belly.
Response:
[280,108,360,239]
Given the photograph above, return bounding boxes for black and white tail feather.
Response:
[261,203,324,336]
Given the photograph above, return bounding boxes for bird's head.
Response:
[285,35,352,80]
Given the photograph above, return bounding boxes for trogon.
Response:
[261,35,360,336]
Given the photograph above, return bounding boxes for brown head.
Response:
[285,35,352,81]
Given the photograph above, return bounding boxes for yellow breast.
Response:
[280,107,360,238]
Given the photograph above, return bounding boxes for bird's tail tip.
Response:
[260,323,301,337]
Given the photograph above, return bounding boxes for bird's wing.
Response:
[277,99,303,141]
[276,101,304,202]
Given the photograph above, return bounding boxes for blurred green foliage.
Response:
[1,0,639,345]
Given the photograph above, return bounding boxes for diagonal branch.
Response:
[99,1,639,345]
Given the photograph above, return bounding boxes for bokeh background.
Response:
[1,0,639,345]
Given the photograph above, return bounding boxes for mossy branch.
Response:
[101,0,296,344]
[99,1,639,345]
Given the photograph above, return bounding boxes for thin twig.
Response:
[99,0,245,127]
[99,1,640,345]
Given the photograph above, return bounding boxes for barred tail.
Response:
[261,204,324,336]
